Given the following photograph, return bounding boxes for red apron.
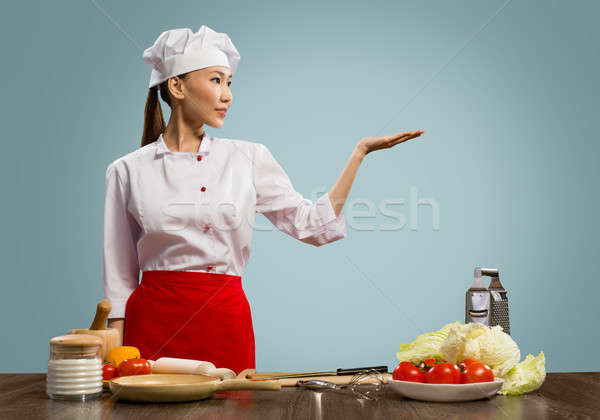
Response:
[123,270,255,374]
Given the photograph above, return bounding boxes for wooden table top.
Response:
[0,372,598,419]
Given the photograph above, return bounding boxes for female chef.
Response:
[103,25,424,374]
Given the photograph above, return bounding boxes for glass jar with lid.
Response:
[46,334,103,400]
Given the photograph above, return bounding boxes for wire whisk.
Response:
[297,368,386,401]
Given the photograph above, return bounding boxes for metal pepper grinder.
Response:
[465,267,511,335]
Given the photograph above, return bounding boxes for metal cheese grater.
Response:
[465,267,511,335]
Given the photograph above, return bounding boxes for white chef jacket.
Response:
[103,133,347,318]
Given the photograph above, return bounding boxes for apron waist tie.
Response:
[140,270,242,288]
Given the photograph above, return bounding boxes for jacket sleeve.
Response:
[253,143,347,246]
[103,162,141,319]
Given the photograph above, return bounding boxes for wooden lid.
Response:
[50,334,102,348]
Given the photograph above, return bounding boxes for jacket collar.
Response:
[155,132,212,157]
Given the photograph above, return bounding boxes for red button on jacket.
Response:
[206,266,213,271]
[201,186,206,192]
[197,155,202,161]
[204,224,211,231]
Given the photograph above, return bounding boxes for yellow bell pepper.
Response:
[105,346,140,367]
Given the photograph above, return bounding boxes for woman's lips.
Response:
[216,110,227,116]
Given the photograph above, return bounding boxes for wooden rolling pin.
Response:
[67,299,121,361]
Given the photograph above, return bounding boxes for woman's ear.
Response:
[168,76,186,100]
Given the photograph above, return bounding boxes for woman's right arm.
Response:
[107,318,125,345]
[328,130,424,217]
[104,162,141,321]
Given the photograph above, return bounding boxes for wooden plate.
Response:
[109,374,280,402]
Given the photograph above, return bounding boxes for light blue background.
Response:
[1,0,598,373]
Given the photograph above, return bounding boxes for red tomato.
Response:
[117,358,152,377]
[460,362,494,383]
[425,363,461,384]
[417,358,438,372]
[418,361,434,372]
[393,362,425,383]
[102,363,118,380]
[458,358,481,371]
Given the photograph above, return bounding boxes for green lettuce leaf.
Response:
[396,321,461,363]
[498,351,546,395]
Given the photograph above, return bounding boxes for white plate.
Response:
[387,378,504,402]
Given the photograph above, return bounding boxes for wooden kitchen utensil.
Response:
[67,299,121,360]
[109,374,281,402]
[240,368,391,387]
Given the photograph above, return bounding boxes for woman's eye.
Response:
[211,78,232,87]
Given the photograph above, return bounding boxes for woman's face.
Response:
[173,65,233,128]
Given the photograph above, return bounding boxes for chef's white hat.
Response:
[142,25,240,88]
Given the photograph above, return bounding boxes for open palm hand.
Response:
[358,130,424,155]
